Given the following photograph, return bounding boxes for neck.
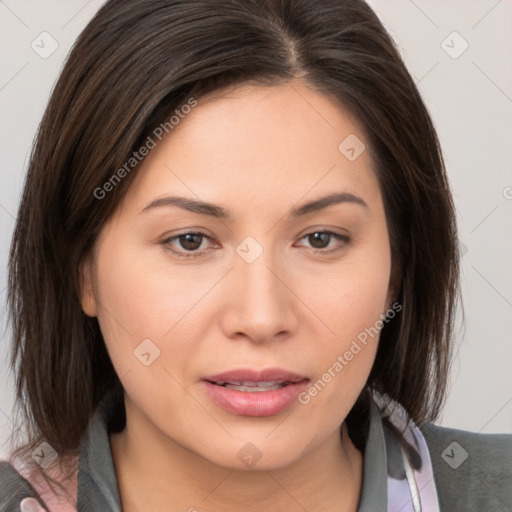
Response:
[110,397,363,512]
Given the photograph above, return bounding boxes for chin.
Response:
[196,435,308,472]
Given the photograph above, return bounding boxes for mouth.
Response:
[203,368,308,385]
[201,368,309,416]
[206,380,303,392]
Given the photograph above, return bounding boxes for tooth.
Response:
[211,379,299,390]
[255,381,280,387]
[223,383,286,392]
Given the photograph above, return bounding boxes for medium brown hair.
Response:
[7,0,459,483]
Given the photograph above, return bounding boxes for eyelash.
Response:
[161,230,350,259]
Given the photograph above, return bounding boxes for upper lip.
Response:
[203,368,309,384]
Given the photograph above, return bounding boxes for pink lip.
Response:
[203,367,307,383]
[202,367,309,417]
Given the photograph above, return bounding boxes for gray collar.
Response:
[357,400,388,512]
[77,393,388,511]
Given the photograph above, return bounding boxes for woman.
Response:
[1,0,511,511]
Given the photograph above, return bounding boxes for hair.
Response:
[6,0,460,492]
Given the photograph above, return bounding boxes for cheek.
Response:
[92,236,208,382]
[306,278,384,390]
[295,241,391,405]
[296,280,385,429]
[95,236,211,336]
[92,246,208,424]
[301,248,391,345]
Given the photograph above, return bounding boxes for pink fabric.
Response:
[11,455,78,511]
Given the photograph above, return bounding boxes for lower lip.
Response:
[202,380,309,417]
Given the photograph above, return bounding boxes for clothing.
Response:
[1,391,511,511]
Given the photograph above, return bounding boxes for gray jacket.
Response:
[1,394,511,511]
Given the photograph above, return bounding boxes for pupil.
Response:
[309,232,329,249]
[180,233,202,250]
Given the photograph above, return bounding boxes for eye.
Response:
[161,229,350,259]
[161,231,217,258]
[295,230,350,254]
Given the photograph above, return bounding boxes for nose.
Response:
[219,245,298,345]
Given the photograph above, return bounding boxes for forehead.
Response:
[121,81,380,217]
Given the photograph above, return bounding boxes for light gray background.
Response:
[1,0,511,460]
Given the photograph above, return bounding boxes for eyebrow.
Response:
[139,192,368,219]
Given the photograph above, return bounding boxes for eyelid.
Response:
[294,230,350,253]
[161,230,217,259]
[161,228,350,259]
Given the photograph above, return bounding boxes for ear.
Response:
[79,252,98,317]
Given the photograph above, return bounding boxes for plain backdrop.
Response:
[0,0,511,460]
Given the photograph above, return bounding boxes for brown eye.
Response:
[177,233,204,251]
[296,230,350,254]
[308,232,331,249]
[161,231,217,259]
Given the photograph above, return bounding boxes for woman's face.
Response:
[81,81,396,470]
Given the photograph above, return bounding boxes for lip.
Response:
[202,367,309,417]
[203,367,308,384]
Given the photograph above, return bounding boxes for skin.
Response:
[80,80,397,512]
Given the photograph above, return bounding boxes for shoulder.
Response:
[0,456,78,512]
[0,460,45,511]
[420,422,512,511]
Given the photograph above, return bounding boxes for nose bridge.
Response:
[225,236,296,340]
[237,241,284,311]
